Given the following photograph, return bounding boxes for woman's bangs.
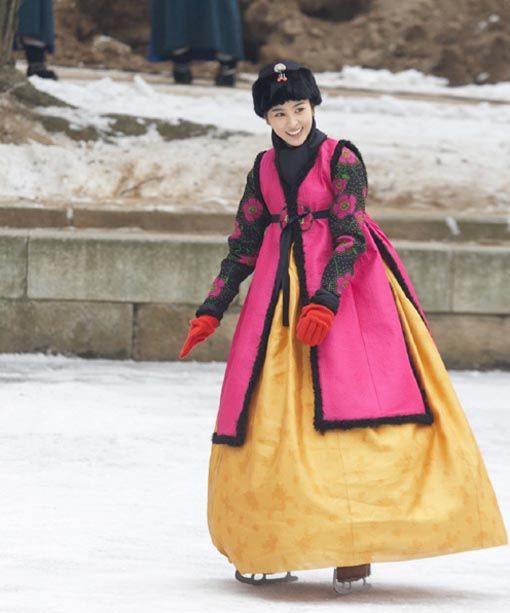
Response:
[267,78,314,110]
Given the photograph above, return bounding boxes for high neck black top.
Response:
[271,118,327,189]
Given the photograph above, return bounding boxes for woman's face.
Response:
[265,99,314,146]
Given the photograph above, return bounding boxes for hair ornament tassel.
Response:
[274,62,288,82]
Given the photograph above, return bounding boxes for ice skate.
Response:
[235,570,298,585]
[333,564,371,595]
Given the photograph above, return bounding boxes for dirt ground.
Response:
[17,0,510,86]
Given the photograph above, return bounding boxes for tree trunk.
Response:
[0,0,20,67]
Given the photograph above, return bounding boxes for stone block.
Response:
[456,218,509,243]
[27,230,228,304]
[393,241,452,312]
[72,209,147,230]
[72,209,236,234]
[0,206,67,228]
[372,212,509,243]
[0,300,133,358]
[428,313,510,370]
[134,303,239,361]
[0,233,28,298]
[452,246,510,314]
[146,212,234,235]
[375,216,452,242]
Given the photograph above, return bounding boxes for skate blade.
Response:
[333,576,371,595]
[235,570,298,585]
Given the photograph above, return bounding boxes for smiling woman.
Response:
[265,100,315,147]
[179,59,507,594]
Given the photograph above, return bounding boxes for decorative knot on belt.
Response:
[269,204,329,327]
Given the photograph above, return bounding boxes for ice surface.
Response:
[0,354,508,612]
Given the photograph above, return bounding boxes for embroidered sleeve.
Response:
[310,143,367,314]
[196,157,270,321]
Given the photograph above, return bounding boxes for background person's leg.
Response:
[171,47,192,84]
[22,35,57,79]
[215,52,237,87]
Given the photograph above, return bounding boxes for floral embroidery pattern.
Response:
[314,144,368,305]
[333,194,357,218]
[231,219,241,240]
[334,176,348,193]
[335,235,355,253]
[336,272,353,293]
[243,198,264,222]
[208,277,225,298]
[238,254,258,267]
[196,163,270,321]
[354,210,365,227]
[339,147,358,164]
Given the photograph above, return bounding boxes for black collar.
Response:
[272,118,327,190]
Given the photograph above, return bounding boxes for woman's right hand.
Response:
[179,315,220,359]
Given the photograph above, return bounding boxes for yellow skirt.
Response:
[207,247,507,574]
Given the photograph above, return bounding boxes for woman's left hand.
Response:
[179,315,220,359]
[296,303,335,346]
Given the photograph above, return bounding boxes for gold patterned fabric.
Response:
[207,246,507,574]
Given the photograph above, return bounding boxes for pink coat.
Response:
[212,138,433,446]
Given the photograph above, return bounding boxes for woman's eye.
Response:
[296,107,305,113]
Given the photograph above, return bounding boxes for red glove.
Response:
[179,315,220,359]
[296,303,335,346]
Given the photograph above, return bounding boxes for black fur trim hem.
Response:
[314,412,434,432]
[211,432,245,446]
[310,344,323,430]
[214,407,434,446]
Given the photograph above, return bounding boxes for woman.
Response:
[179,60,507,594]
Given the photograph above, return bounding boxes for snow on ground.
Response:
[1,67,510,212]
[314,66,510,103]
[0,354,508,613]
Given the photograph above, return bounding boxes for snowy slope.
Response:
[1,67,509,211]
[0,355,508,612]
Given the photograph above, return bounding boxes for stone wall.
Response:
[0,228,508,369]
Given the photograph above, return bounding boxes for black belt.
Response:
[269,207,329,326]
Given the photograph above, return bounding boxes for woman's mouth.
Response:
[286,127,303,138]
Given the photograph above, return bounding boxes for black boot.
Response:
[171,47,192,85]
[215,53,237,87]
[25,44,58,80]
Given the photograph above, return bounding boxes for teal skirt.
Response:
[149,0,244,61]
[17,0,55,52]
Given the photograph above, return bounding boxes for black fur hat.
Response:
[252,60,322,117]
